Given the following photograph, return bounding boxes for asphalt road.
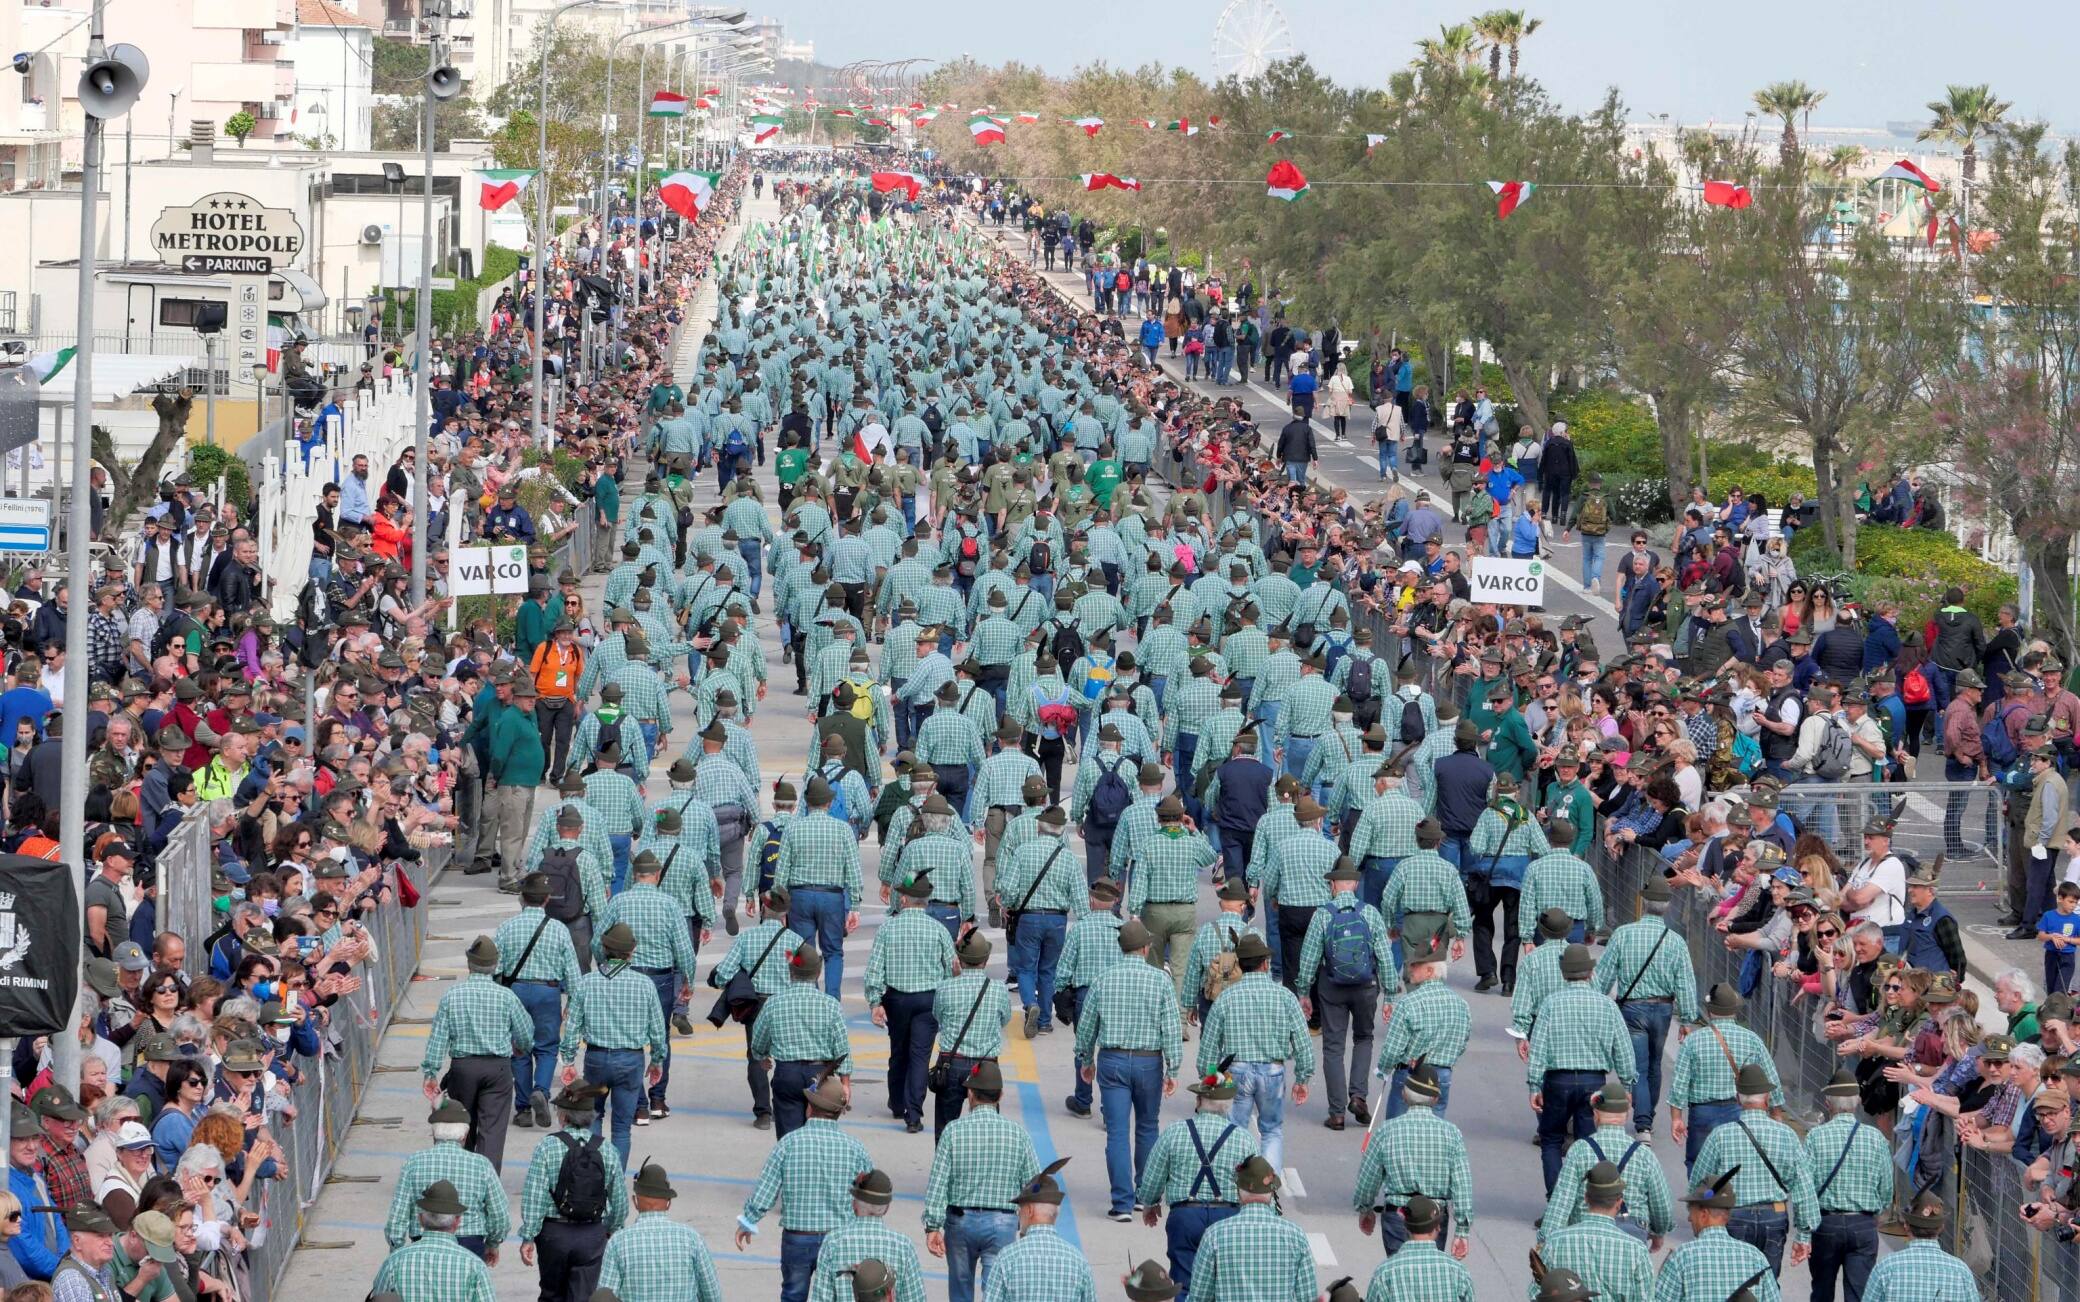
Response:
[279,189,1832,1302]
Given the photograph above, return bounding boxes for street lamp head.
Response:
[382,161,406,185]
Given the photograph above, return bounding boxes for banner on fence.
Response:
[449,544,530,596]
[0,854,78,1036]
[1470,555,1546,605]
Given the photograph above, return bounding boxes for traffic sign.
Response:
[0,498,52,553]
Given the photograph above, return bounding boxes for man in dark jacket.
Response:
[208,538,261,617]
[1276,407,1317,487]
[1928,587,1986,714]
[28,582,67,651]
[1619,554,1660,638]
[1431,720,1496,875]
[1539,422,1580,535]
[1211,730,1274,883]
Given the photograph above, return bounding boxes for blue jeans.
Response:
[609,834,633,895]
[1810,1212,1878,1302]
[638,967,678,1105]
[778,1229,825,1302]
[1012,912,1068,1025]
[1376,440,1397,478]
[1727,1205,1790,1278]
[1385,1064,1452,1119]
[1284,461,1309,486]
[582,1046,645,1166]
[787,887,849,997]
[884,989,938,1126]
[926,901,964,942]
[509,980,562,1109]
[1097,1051,1164,1214]
[1283,735,1317,782]
[1359,855,1400,916]
[1792,774,1840,849]
[1166,1203,1238,1293]
[1067,988,1094,1110]
[1684,1098,1741,1173]
[738,539,764,600]
[1538,1069,1604,1193]
[1621,1000,1673,1130]
[945,1210,1017,1302]
[1229,1061,1288,1169]
[1580,533,1606,591]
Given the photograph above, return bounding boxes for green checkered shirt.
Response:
[1244,806,1302,887]
[1376,851,1473,938]
[807,1217,927,1302]
[1859,1239,1975,1302]
[922,1104,1040,1228]
[916,709,984,769]
[594,883,698,979]
[597,1212,725,1302]
[1276,676,1336,750]
[968,615,1023,667]
[559,963,668,1060]
[1056,912,1126,988]
[879,621,924,688]
[1405,729,1456,813]
[1802,1115,1894,1213]
[973,749,1042,812]
[525,800,614,880]
[714,919,805,998]
[1351,1104,1476,1228]
[1510,939,1568,1037]
[1531,1214,1652,1302]
[610,663,674,731]
[1540,1123,1675,1239]
[1594,917,1702,1024]
[370,1232,495,1302]
[384,1141,510,1247]
[1075,952,1184,1075]
[863,905,957,1005]
[933,969,1012,1056]
[916,585,969,637]
[1261,828,1336,909]
[996,838,1083,917]
[1247,651,1303,716]
[638,833,720,925]
[1295,896,1399,995]
[1127,828,1216,914]
[1652,1227,1779,1302]
[1469,803,1545,860]
[1347,789,1422,860]
[519,1125,629,1240]
[1298,723,1364,794]
[1193,709,1251,784]
[739,1118,874,1234]
[1181,914,1256,1007]
[1163,676,1222,750]
[1222,627,1270,681]
[1198,973,1314,1080]
[1376,977,1472,1073]
[1137,1112,1258,1208]
[1365,1241,1474,1302]
[979,1225,1095,1302]
[1693,1109,1819,1240]
[775,812,866,910]
[1518,852,1606,942]
[750,983,853,1071]
[1107,795,1162,878]
[889,830,978,919]
[1668,1018,1783,1110]
[1188,1200,1315,1302]
[1137,626,1190,681]
[492,908,582,988]
[421,973,533,1080]
[1526,983,1635,1088]
[530,837,610,921]
[581,770,646,838]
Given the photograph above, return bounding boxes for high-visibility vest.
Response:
[530,641,583,701]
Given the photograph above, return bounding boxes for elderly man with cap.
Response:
[494,871,583,1132]
[372,1181,496,1302]
[1295,857,1396,1130]
[1657,1170,1779,1302]
[1196,932,1312,1170]
[1376,819,1472,970]
[864,872,958,1134]
[1134,1061,1258,1294]
[1800,1068,1893,1301]
[30,1085,90,1213]
[1373,934,1470,1119]
[774,775,867,999]
[886,793,979,940]
[751,943,852,1138]
[1518,820,1603,950]
[973,720,1044,917]
[1528,944,1636,1194]
[1076,917,1184,1221]
[558,922,668,1163]
[1128,796,1219,1008]
[1899,855,1964,978]
[1865,1197,1976,1298]
[1669,983,1783,1172]
[930,931,1012,1138]
[1258,796,1338,998]
[385,1098,510,1260]
[1536,1160,1655,1302]
[1352,1057,1474,1256]
[1182,877,1260,1027]
[1540,1077,1674,1251]
[922,1058,1040,1302]
[517,1084,628,1302]
[710,882,806,1130]
[1355,1194,1473,1301]
[1183,1155,1314,1302]
[1689,1062,1817,1276]
[591,849,698,1120]
[1121,1260,1179,1302]
[808,1171,925,1302]
[1593,873,1699,1138]
[596,1161,724,1302]
[1056,877,1129,1118]
[1463,771,1542,994]
[6,1096,65,1280]
[419,935,534,1172]
[996,804,1081,1038]
[486,679,547,892]
[735,1072,875,1302]
[976,1159,1093,1302]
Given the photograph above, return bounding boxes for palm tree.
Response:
[1412,23,1484,74]
[1918,83,2011,184]
[1752,80,1826,170]
[1473,10,1542,78]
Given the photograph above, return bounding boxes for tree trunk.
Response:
[1498,353,1550,442]
[94,411,187,537]
[1488,45,1502,79]
[2027,535,2077,664]
[1810,430,1841,559]
[1780,121,1799,172]
[1646,388,1696,516]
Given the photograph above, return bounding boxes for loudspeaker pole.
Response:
[410,0,450,606]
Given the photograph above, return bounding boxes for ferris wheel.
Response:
[1212,0,1295,81]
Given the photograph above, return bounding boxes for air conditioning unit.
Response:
[360,224,384,245]
[259,30,285,45]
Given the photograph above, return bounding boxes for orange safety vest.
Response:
[530,641,583,701]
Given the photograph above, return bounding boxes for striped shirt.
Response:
[421,974,533,1079]
[922,1105,1039,1228]
[519,1126,628,1239]
[739,1119,873,1234]
[1136,1112,1259,1207]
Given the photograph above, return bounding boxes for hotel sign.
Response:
[152,192,306,275]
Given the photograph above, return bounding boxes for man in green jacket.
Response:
[589,461,621,575]
[489,680,547,890]
[514,577,553,668]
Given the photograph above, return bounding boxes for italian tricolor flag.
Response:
[474,168,534,211]
[1013,111,1040,124]
[1165,118,1199,136]
[1488,180,1535,219]
[969,115,1005,145]
[648,91,688,118]
[24,347,73,383]
[911,110,938,126]
[1702,179,1754,209]
[831,108,856,118]
[1874,159,1941,193]
[1265,160,1308,201]
[852,422,890,463]
[750,114,785,143]
[1265,128,1292,143]
[657,170,720,221]
[1063,115,1104,137]
[1365,133,1386,155]
[1132,119,1157,130]
[1081,173,1140,192]
[870,171,924,200]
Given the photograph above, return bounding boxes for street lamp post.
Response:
[533,0,608,450]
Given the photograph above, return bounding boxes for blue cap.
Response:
[254,711,281,726]
[1771,866,1803,885]
[219,858,253,886]
[283,726,306,744]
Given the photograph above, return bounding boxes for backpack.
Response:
[723,427,750,460]
[550,1131,609,1223]
[1900,665,1932,706]
[1982,709,2020,769]
[539,844,586,923]
[1811,713,1853,780]
[1345,654,1376,705]
[596,712,628,764]
[1087,755,1132,830]
[1028,540,1052,575]
[1077,651,1116,703]
[1399,695,1427,746]
[957,531,980,572]
[1035,686,1079,738]
[1732,729,1763,777]
[754,819,784,895]
[842,676,877,722]
[1049,619,1087,672]
[814,765,851,829]
[1202,931,1243,1005]
[922,403,944,436]
[1576,494,1609,537]
[1322,905,1378,985]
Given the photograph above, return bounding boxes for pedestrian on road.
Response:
[735,1073,874,1302]
[1074,918,1183,1221]
[922,1060,1039,1302]
[517,1086,628,1302]
[420,936,534,1174]
[372,1182,496,1302]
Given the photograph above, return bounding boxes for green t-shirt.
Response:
[776,447,811,486]
[1088,459,1122,510]
[110,1239,177,1302]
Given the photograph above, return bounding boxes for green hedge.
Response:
[382,243,524,335]
[186,444,251,513]
[1788,524,2017,629]
[1553,389,1658,476]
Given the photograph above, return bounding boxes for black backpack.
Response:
[1050,620,1086,672]
[1028,540,1052,575]
[540,845,586,923]
[754,819,785,897]
[151,611,194,661]
[1345,654,1375,704]
[1087,755,1132,831]
[922,403,944,436]
[1399,696,1426,746]
[551,1131,609,1223]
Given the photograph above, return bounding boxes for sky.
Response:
[759,0,2080,135]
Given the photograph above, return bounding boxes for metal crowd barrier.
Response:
[1765,780,2008,875]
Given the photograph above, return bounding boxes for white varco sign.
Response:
[151,192,306,275]
[1469,555,1547,605]
[450,544,531,597]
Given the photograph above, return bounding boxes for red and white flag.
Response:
[657,171,720,220]
[1265,160,1309,201]
[1701,179,1754,209]
[473,168,534,211]
[871,171,925,200]
[1265,128,1292,143]
[1063,115,1105,137]
[1081,173,1142,192]
[1487,180,1535,219]
[852,422,890,463]
[968,115,1005,145]
[1874,159,1941,193]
